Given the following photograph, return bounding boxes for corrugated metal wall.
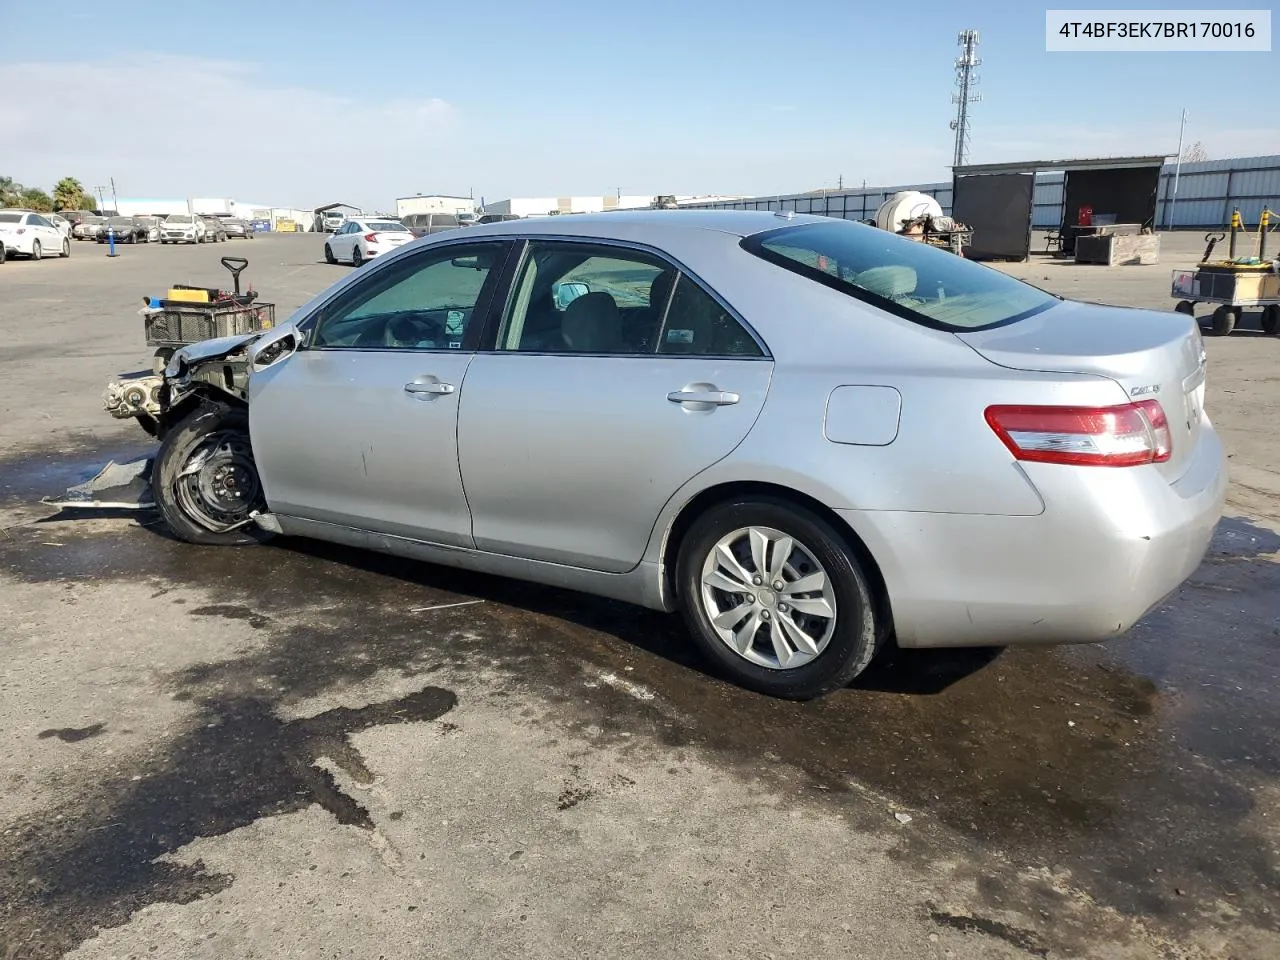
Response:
[681,155,1280,231]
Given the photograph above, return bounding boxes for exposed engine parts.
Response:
[104,373,164,420]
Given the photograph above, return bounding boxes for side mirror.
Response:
[247,322,300,371]
[552,281,589,310]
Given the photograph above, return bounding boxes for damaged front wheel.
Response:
[153,404,272,546]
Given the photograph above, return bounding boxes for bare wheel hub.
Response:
[175,431,262,532]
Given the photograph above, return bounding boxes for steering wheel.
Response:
[382,313,439,348]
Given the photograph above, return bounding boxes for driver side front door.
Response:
[250,240,514,546]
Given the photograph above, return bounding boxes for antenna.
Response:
[949,30,982,168]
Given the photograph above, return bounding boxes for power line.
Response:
[949,30,982,168]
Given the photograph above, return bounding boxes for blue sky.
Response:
[0,0,1274,209]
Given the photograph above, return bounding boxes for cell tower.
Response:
[949,30,982,168]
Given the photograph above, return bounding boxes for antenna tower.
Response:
[950,30,982,168]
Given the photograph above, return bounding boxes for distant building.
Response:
[482,195,656,217]
[396,194,474,218]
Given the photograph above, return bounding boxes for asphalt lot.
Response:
[1,230,1277,960]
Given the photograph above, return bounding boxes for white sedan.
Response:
[0,209,70,259]
[323,218,413,266]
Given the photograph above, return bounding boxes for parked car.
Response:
[134,216,163,243]
[477,213,522,225]
[0,209,71,259]
[73,215,106,240]
[98,216,148,244]
[46,213,74,239]
[323,217,413,266]
[160,214,207,244]
[401,212,460,237]
[142,210,1226,700]
[222,217,254,239]
[201,217,228,243]
[456,211,478,227]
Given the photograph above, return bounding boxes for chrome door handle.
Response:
[404,380,455,396]
[667,389,739,406]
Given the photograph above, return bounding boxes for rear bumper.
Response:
[841,422,1227,648]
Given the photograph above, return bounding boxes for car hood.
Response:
[164,333,263,376]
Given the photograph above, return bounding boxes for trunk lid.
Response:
[957,300,1207,482]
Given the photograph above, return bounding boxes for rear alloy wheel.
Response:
[1211,305,1238,336]
[30,240,41,260]
[153,404,272,546]
[60,238,70,258]
[1262,305,1279,336]
[352,245,364,267]
[677,498,881,700]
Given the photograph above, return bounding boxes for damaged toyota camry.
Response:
[94,211,1227,699]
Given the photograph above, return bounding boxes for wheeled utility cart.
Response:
[1170,208,1278,336]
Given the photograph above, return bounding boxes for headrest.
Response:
[561,292,622,352]
[855,265,917,300]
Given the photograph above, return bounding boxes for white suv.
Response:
[160,214,208,244]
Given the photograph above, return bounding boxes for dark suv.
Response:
[401,212,460,237]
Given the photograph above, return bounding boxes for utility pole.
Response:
[1167,108,1188,229]
[109,177,119,213]
[949,30,982,169]
[94,185,106,212]
[837,174,843,190]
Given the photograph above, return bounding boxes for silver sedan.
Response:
[146,211,1226,699]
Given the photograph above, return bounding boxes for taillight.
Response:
[364,232,378,243]
[985,400,1171,467]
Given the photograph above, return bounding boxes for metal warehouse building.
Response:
[396,194,475,218]
[681,154,1280,232]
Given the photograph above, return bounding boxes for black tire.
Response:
[0,244,6,264]
[60,238,70,258]
[1262,305,1279,336]
[1211,305,1237,336]
[1175,300,1195,316]
[152,404,272,546]
[30,240,41,260]
[352,245,363,267]
[324,244,336,264]
[675,497,881,700]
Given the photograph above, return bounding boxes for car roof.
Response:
[0,208,37,215]
[457,209,827,241]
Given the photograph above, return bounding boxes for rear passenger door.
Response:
[457,239,774,573]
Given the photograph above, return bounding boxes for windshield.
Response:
[108,217,133,226]
[167,215,192,224]
[433,215,458,226]
[0,213,21,223]
[84,216,104,224]
[742,220,1057,332]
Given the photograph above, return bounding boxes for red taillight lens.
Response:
[985,400,1172,467]
[364,232,378,243]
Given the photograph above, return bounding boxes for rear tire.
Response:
[152,404,273,547]
[1211,305,1237,336]
[675,497,881,700]
[1262,305,1279,336]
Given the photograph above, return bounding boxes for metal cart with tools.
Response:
[103,256,276,434]
[1171,208,1279,337]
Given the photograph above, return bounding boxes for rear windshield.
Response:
[0,213,21,223]
[742,220,1057,331]
[368,221,408,232]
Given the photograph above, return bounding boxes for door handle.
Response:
[404,380,455,396]
[667,389,739,406]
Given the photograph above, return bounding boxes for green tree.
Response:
[0,176,23,207]
[19,187,54,212]
[53,176,92,211]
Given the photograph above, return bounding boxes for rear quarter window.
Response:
[741,219,1057,332]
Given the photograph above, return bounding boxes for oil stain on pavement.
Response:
[2,445,1279,953]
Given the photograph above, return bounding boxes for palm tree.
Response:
[53,176,89,211]
[19,188,54,212]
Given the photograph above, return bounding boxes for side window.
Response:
[657,275,763,357]
[310,243,504,351]
[30,215,49,227]
[496,242,672,355]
